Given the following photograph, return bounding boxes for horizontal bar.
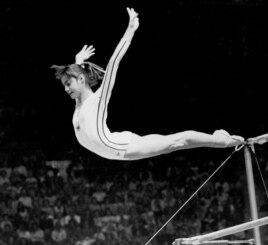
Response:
[174,216,268,245]
[199,239,254,245]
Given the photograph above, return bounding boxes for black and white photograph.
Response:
[0,0,268,244]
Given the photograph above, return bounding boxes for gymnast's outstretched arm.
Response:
[93,7,139,97]
[110,7,139,59]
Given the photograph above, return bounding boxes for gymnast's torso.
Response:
[72,90,133,160]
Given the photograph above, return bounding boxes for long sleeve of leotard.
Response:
[95,22,137,97]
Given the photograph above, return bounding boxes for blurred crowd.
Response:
[0,146,256,245]
[0,1,267,243]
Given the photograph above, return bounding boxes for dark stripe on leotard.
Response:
[96,40,129,151]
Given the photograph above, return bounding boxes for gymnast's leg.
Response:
[124,130,244,160]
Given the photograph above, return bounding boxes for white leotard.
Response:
[72,39,133,160]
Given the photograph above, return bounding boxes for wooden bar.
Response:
[174,217,268,245]
[199,239,254,245]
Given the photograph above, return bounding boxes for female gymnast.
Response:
[51,7,244,161]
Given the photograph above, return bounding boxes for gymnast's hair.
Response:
[51,62,105,88]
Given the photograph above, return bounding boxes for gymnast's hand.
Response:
[127,7,139,31]
[75,45,95,65]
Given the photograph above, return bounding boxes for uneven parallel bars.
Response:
[174,216,268,245]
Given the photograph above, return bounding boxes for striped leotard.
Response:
[72,39,133,160]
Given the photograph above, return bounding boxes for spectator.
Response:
[13,163,28,178]
[51,222,67,244]
[39,211,53,233]
[25,170,38,188]
[1,198,17,216]
[151,192,163,218]
[117,216,133,240]
[1,222,16,245]
[53,199,65,217]
[92,184,107,203]
[17,224,31,244]
[16,202,30,225]
[0,214,14,232]
[18,189,33,209]
[81,236,96,245]
[63,207,81,227]
[93,226,105,245]
[29,222,45,245]
[118,229,132,245]
[0,170,10,186]
[161,188,176,213]
[40,198,54,217]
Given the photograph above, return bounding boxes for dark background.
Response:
[0,0,267,151]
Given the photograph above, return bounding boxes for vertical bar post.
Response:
[244,146,261,245]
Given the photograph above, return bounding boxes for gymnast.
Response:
[51,7,244,160]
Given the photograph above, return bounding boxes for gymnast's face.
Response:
[61,75,85,99]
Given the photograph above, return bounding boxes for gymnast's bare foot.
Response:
[213,129,245,147]
[247,133,268,145]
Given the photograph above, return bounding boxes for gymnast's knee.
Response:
[125,134,175,159]
[167,131,195,150]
